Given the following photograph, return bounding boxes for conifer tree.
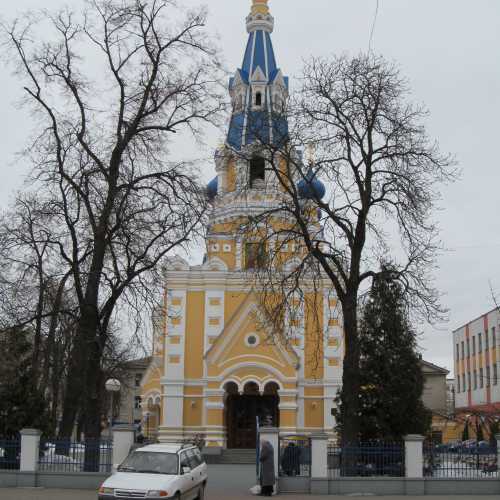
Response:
[0,327,49,437]
[356,269,431,440]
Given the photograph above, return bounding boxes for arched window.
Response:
[249,156,265,187]
[255,91,262,107]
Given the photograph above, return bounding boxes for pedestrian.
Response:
[259,440,275,496]
[281,441,301,476]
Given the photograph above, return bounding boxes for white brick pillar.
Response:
[112,424,135,469]
[311,434,328,478]
[20,428,41,472]
[404,434,424,478]
[260,427,279,489]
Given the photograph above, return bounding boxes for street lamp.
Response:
[105,378,121,438]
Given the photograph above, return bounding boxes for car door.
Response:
[189,448,207,485]
[178,451,196,500]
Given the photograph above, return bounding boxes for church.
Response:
[140,0,343,449]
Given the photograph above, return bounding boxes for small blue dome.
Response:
[297,167,326,200]
[207,176,218,200]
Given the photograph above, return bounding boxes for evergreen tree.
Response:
[356,270,431,441]
[0,327,49,437]
[462,421,469,441]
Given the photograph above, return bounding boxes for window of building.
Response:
[472,336,476,355]
[249,156,265,187]
[494,364,498,386]
[480,368,484,388]
[493,326,496,349]
[467,372,471,391]
[245,242,266,270]
[255,91,262,107]
[474,370,477,390]
[485,330,489,350]
[462,374,466,391]
[456,343,459,361]
[457,377,460,393]
[479,333,482,353]
[461,341,464,359]
[466,338,470,357]
[134,396,142,409]
[135,373,142,387]
[486,366,491,387]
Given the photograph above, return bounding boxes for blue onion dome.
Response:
[297,167,326,200]
[207,176,218,200]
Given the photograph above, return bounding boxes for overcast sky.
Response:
[1,0,499,375]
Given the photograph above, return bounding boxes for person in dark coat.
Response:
[259,440,275,496]
[281,442,301,476]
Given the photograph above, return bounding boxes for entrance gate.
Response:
[224,381,280,449]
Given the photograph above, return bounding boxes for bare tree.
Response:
[3,0,224,458]
[240,53,456,443]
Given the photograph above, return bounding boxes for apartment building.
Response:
[453,307,500,412]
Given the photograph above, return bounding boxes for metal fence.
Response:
[0,438,21,470]
[424,442,498,478]
[328,441,405,478]
[38,438,112,473]
[279,435,311,477]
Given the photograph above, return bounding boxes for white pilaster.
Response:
[20,428,41,472]
[404,434,424,478]
[311,433,328,479]
[112,424,135,469]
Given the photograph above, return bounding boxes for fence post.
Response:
[259,427,279,493]
[311,433,328,495]
[495,434,500,473]
[112,424,135,469]
[404,434,424,478]
[20,428,41,472]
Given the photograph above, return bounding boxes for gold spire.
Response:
[251,0,270,16]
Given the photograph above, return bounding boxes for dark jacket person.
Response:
[260,440,275,496]
[281,442,301,476]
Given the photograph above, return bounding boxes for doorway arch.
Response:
[224,380,280,449]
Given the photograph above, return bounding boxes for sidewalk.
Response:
[1,489,500,500]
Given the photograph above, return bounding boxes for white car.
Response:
[98,443,207,500]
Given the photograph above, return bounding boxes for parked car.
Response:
[98,443,207,500]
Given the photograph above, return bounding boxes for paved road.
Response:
[2,489,500,500]
[1,465,500,499]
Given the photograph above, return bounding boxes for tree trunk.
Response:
[57,330,87,440]
[40,274,69,394]
[340,294,361,445]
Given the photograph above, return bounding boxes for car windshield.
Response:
[118,451,178,475]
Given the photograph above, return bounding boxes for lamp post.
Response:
[105,378,121,438]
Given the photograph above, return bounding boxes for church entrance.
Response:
[224,381,280,449]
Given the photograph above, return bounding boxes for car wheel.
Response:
[196,485,205,500]
[174,493,181,500]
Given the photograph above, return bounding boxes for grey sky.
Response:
[1,0,499,375]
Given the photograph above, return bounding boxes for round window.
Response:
[245,334,259,347]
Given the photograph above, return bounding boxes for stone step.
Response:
[204,449,257,464]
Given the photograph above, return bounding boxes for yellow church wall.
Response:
[280,410,296,428]
[226,159,237,192]
[141,360,163,395]
[183,399,202,427]
[207,409,224,426]
[304,294,324,380]
[184,291,205,380]
[305,399,324,428]
[224,291,248,325]
[304,387,323,397]
[207,239,236,269]
[184,386,202,396]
